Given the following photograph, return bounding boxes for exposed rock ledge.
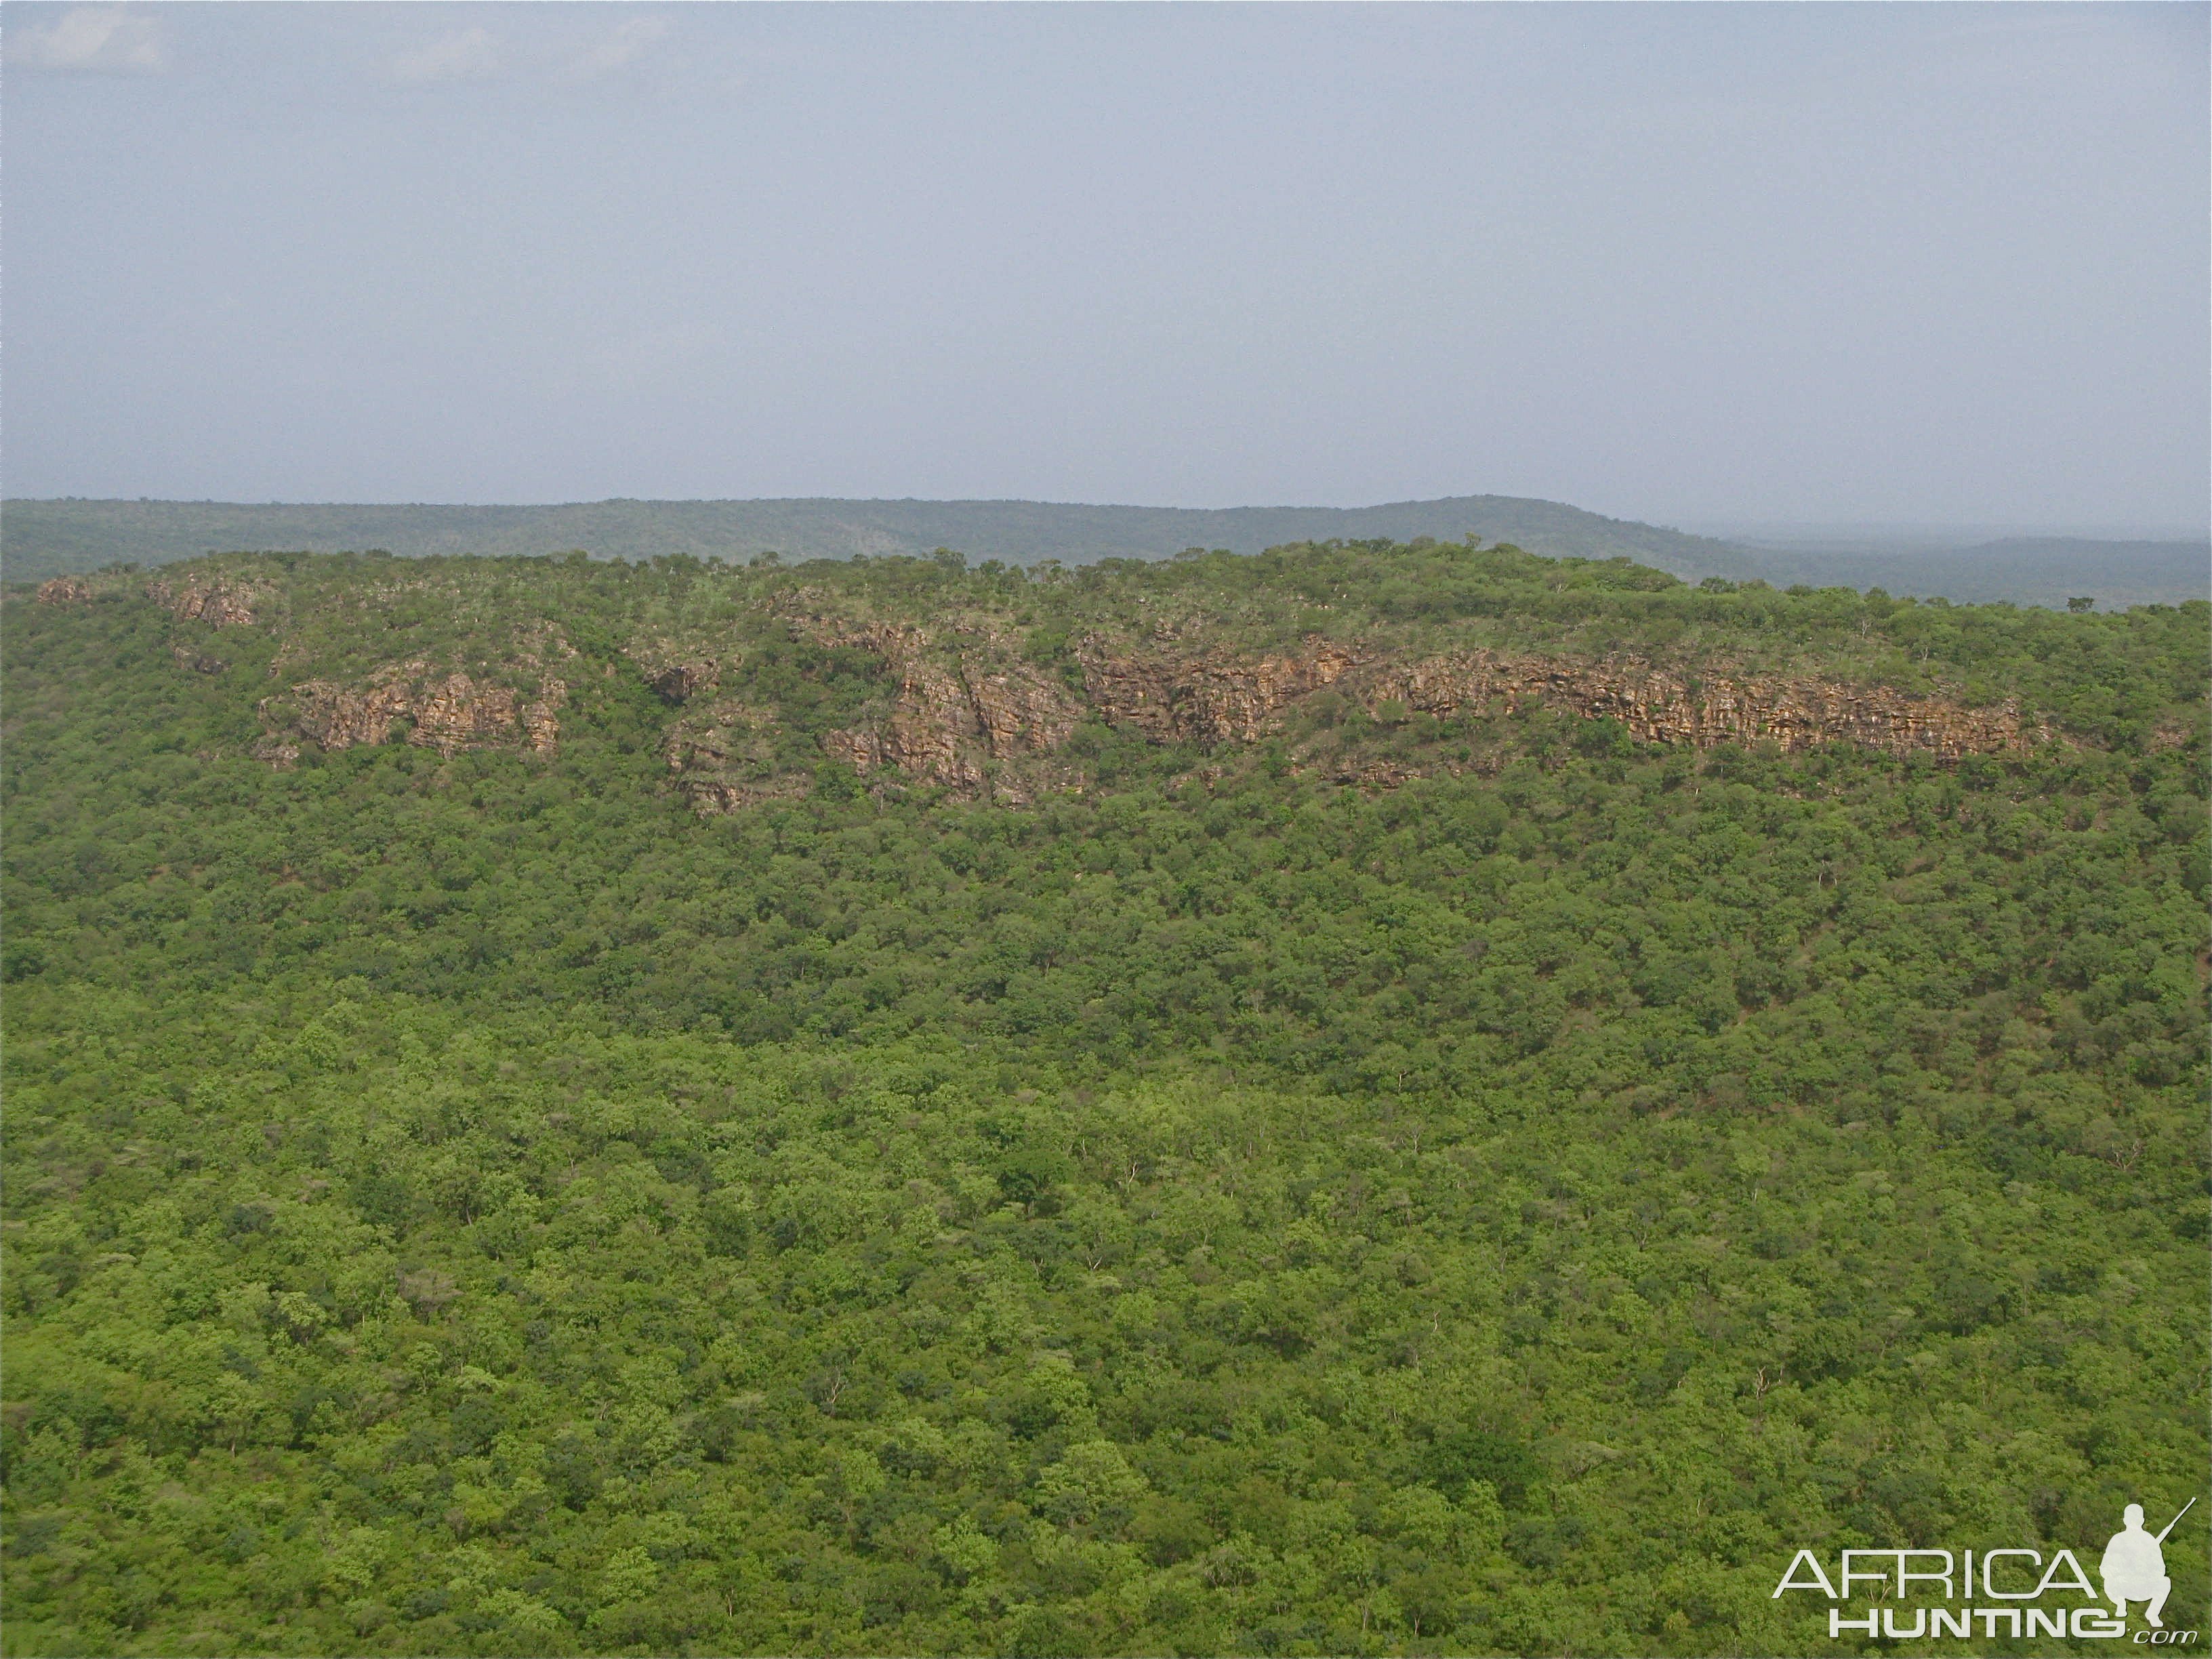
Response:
[783,612,1086,801]
[1365,651,2047,758]
[659,617,2051,806]
[148,576,260,628]
[1080,635,1363,743]
[260,665,567,760]
[1075,635,2045,761]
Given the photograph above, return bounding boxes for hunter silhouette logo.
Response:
[2104,1499,2192,1631]
[1773,1496,2202,1643]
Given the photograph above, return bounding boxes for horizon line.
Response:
[9,494,2206,541]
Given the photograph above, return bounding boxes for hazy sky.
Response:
[4,3,2205,529]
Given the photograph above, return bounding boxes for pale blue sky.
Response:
[3,2,2205,529]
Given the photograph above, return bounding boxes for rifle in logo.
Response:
[1772,1496,2203,1643]
[2103,1498,2196,1630]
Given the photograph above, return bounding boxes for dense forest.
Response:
[3,539,2205,1657]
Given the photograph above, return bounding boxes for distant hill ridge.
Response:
[3,494,2203,607]
[1726,536,2209,613]
[1,493,1742,579]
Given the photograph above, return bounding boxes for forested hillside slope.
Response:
[3,540,2205,1656]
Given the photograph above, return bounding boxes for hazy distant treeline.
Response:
[5,494,2203,608]
[2,495,1740,579]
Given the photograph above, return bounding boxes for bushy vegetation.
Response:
[2,545,2205,1656]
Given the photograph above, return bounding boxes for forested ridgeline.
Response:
[3,542,2205,1656]
[12,499,2205,609]
[1,497,1752,586]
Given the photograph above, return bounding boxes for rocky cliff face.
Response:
[1079,634,1362,743]
[1074,630,2045,763]
[1364,649,2044,759]
[249,607,577,763]
[649,660,721,704]
[779,608,1086,802]
[649,607,2052,807]
[660,699,803,813]
[262,666,569,762]
[54,558,2064,794]
[148,575,260,628]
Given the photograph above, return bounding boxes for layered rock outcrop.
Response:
[1067,630,2041,760]
[264,666,568,759]
[649,660,720,703]
[150,576,259,628]
[779,612,1085,801]
[661,606,2051,806]
[278,673,417,751]
[1079,635,1361,743]
[661,700,794,813]
[11,554,2114,796]
[1365,651,2043,758]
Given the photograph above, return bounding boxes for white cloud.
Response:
[14,7,167,74]
[558,16,668,83]
[390,26,497,86]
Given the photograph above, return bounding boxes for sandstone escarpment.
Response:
[711,600,2057,800]
[150,575,260,628]
[183,559,2070,796]
[35,577,92,606]
[276,672,417,752]
[649,660,721,703]
[262,664,569,760]
[1365,651,2044,758]
[778,611,1086,801]
[1068,628,2045,762]
[661,700,797,813]
[1079,634,1362,743]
